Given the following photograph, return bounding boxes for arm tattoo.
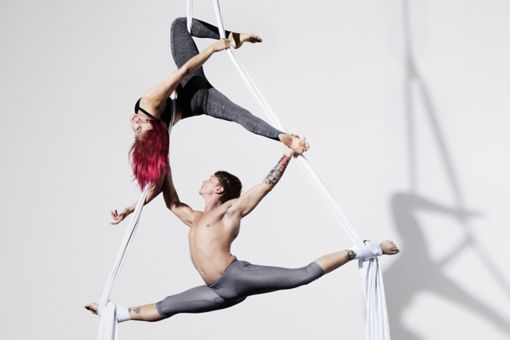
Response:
[347,250,356,261]
[264,154,291,187]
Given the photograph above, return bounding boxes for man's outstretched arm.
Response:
[162,165,198,226]
[229,147,295,217]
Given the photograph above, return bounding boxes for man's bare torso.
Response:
[189,202,240,285]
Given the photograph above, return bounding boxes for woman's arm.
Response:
[110,176,165,225]
[140,38,231,117]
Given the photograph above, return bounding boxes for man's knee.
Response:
[155,300,172,319]
[302,262,326,285]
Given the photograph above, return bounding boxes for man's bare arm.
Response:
[228,149,294,218]
[263,153,293,187]
[162,166,198,226]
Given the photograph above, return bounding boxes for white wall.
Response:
[0,1,509,339]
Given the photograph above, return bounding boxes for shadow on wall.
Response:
[383,2,510,338]
[385,192,510,340]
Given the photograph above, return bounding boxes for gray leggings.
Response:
[156,260,325,319]
[171,17,283,140]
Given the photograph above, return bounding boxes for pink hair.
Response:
[129,120,169,190]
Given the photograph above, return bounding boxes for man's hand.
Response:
[279,133,310,156]
[110,206,134,225]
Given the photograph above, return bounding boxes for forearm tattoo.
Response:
[264,154,291,187]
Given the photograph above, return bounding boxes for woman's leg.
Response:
[170,17,231,73]
[203,88,283,140]
[171,17,301,144]
[171,17,283,139]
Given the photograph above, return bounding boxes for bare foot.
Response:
[279,133,310,155]
[381,240,399,255]
[228,32,263,49]
[85,303,99,315]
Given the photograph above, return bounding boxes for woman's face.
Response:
[130,112,153,138]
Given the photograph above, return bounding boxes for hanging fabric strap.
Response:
[186,0,193,33]
[96,95,176,340]
[96,185,150,340]
[188,1,391,339]
[96,93,176,339]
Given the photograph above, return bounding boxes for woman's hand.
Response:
[211,38,231,52]
[110,206,134,225]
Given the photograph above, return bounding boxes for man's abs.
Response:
[191,250,237,285]
[189,210,241,284]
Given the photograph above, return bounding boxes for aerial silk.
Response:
[96,2,391,340]
[96,184,150,340]
[206,1,391,339]
[96,99,176,340]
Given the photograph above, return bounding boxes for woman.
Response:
[112,18,308,224]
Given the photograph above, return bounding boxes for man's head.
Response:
[199,171,242,203]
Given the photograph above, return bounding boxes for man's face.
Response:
[199,175,222,195]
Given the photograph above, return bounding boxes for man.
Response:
[86,145,399,322]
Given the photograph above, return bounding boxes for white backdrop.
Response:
[1,1,509,340]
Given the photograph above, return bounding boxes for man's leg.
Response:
[211,260,325,300]
[315,240,400,273]
[85,284,245,322]
[126,304,161,322]
[314,250,354,274]
[214,241,400,299]
[155,284,245,320]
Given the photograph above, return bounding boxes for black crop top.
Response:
[134,98,174,126]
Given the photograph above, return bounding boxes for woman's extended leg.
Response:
[171,17,283,139]
[170,17,231,77]
[171,17,307,150]
[204,88,283,140]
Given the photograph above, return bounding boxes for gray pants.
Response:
[156,260,325,318]
[171,17,283,140]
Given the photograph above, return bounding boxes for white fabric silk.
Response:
[96,96,176,340]
[206,1,392,339]
[96,2,392,338]
[96,185,150,340]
